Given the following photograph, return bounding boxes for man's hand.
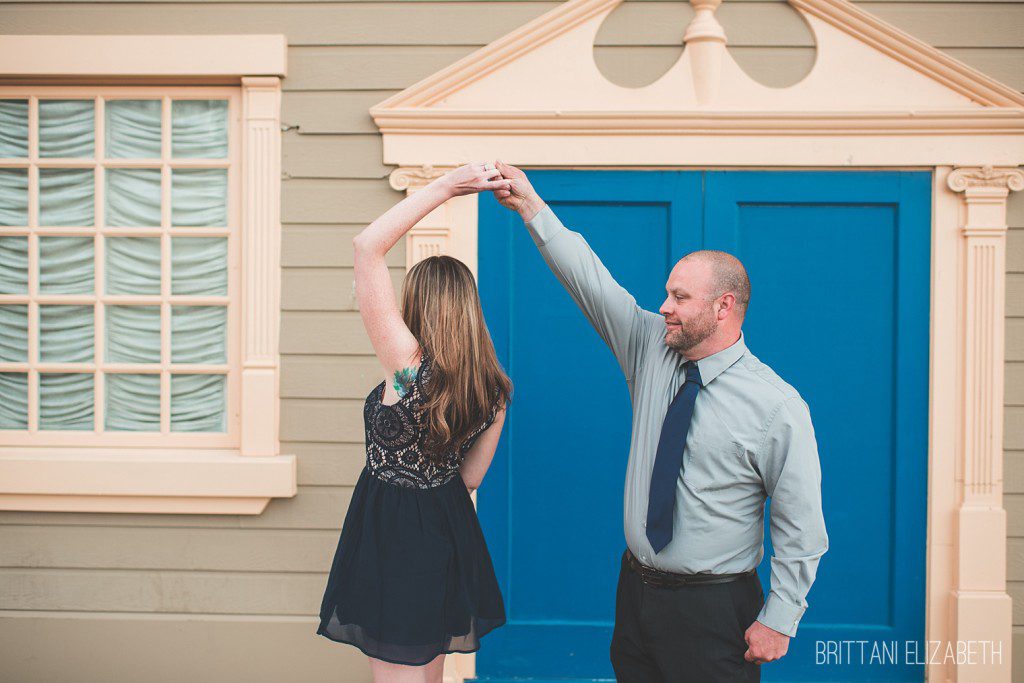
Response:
[491,159,546,222]
[743,620,790,665]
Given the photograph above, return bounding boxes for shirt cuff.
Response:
[756,592,806,637]
[523,203,564,247]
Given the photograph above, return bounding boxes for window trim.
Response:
[0,35,294,514]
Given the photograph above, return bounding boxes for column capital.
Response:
[388,164,454,192]
[946,164,1024,194]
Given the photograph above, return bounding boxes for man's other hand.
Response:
[743,619,790,664]
[491,159,545,222]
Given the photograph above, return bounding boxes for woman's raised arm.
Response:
[353,162,511,380]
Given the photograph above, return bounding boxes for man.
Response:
[489,160,828,682]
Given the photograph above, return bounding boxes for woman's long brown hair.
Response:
[401,255,513,463]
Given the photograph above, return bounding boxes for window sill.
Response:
[0,447,296,514]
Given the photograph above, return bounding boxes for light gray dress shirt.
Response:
[522,202,829,637]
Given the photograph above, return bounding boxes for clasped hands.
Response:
[436,160,546,222]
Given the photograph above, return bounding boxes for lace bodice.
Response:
[363,349,498,489]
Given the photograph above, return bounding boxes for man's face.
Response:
[659,259,720,353]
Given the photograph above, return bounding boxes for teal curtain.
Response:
[0,98,229,432]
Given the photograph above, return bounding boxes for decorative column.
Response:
[389,165,457,269]
[240,76,283,456]
[389,163,474,683]
[946,165,1023,682]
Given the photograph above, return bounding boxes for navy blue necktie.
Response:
[646,360,702,554]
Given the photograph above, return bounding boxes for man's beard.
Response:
[664,304,717,352]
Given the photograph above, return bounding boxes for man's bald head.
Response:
[679,250,750,319]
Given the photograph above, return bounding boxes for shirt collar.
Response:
[680,331,747,387]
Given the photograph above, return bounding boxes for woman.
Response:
[316,161,515,681]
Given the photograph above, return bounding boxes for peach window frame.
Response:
[0,35,295,515]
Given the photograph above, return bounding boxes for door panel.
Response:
[476,170,930,682]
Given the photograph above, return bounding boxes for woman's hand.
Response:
[438,161,513,197]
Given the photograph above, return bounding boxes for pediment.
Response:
[370,0,1024,129]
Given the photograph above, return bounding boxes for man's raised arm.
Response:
[512,187,655,383]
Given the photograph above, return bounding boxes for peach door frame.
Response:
[371,0,1024,680]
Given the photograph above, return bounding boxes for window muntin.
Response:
[0,87,239,446]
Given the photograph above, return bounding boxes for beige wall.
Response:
[0,1,1021,680]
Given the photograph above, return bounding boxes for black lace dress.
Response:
[316,348,506,665]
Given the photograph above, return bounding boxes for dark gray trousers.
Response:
[610,549,764,682]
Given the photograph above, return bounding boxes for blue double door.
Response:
[476,170,930,682]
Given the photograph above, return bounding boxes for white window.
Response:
[0,88,240,446]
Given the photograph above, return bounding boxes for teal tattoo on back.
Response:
[392,366,419,398]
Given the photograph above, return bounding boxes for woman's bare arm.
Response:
[459,406,507,492]
[353,163,511,383]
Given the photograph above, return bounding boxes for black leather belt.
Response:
[624,548,755,588]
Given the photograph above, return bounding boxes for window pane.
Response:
[172,169,226,227]
[0,305,28,362]
[0,373,28,429]
[172,100,227,158]
[0,236,28,294]
[40,373,94,430]
[40,168,94,226]
[105,373,160,431]
[105,99,162,159]
[0,168,28,226]
[172,237,226,295]
[0,100,28,158]
[171,306,226,364]
[106,168,161,227]
[105,305,160,364]
[39,99,94,158]
[40,235,94,294]
[106,236,160,295]
[40,305,94,363]
[171,374,225,432]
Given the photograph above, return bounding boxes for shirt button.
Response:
[640,554,647,562]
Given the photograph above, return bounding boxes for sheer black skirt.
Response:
[316,466,506,666]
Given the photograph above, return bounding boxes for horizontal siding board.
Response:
[1005,451,1024,493]
[0,615,373,683]
[282,177,400,222]
[293,442,367,486]
[282,266,405,311]
[0,526,341,573]
[0,486,355,530]
[1007,318,1024,361]
[283,224,405,268]
[285,45,478,91]
[284,45,1024,93]
[282,355,386,398]
[283,91,395,135]
[281,398,367,442]
[1010,538,1024,579]
[2,4,1023,48]
[281,311,375,355]
[1008,194,1024,227]
[1009,228,1024,273]
[0,568,326,614]
[1008,494,1024,536]
[283,133,390,179]
[1007,407,1024,450]
[1008,362,1024,405]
